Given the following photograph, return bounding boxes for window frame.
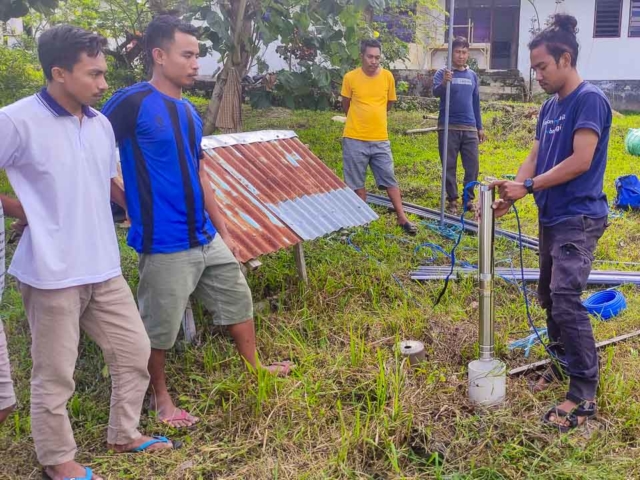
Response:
[593,0,623,38]
[629,0,640,37]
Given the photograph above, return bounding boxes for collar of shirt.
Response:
[36,88,98,119]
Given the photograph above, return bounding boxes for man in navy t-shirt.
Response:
[433,36,485,212]
[491,15,611,432]
[103,15,293,429]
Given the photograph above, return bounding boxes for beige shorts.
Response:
[137,235,253,350]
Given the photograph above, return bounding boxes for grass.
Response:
[1,103,640,479]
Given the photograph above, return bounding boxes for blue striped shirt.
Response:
[102,83,216,254]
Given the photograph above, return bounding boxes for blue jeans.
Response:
[538,215,607,403]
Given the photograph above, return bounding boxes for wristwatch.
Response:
[524,178,535,194]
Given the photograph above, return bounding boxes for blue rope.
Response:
[433,181,481,306]
[512,204,568,370]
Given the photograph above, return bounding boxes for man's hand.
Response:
[478,129,486,143]
[491,199,512,218]
[443,69,453,83]
[489,179,527,202]
[221,234,240,259]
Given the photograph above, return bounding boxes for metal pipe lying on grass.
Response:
[366,194,540,251]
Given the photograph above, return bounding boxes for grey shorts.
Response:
[342,138,398,190]
[137,234,253,350]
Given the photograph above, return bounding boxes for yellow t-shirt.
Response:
[341,68,397,142]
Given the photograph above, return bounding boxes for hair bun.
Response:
[552,14,578,35]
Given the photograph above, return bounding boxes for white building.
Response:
[398,0,640,108]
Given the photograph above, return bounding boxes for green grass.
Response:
[2,104,640,479]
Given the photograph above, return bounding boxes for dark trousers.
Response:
[438,129,479,202]
[538,215,607,403]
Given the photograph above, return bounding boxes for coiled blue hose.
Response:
[583,289,627,321]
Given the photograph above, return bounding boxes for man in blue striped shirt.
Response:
[433,37,485,213]
[103,15,292,429]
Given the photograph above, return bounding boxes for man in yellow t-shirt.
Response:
[341,39,417,235]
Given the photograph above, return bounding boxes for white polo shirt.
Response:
[0,89,121,289]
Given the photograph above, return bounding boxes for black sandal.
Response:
[542,400,597,433]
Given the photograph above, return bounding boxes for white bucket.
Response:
[468,359,506,406]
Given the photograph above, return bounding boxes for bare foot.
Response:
[0,404,15,424]
[45,461,103,480]
[149,394,199,428]
[109,435,174,453]
[530,368,558,394]
[264,361,295,376]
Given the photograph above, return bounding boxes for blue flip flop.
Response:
[43,466,93,480]
[131,435,172,452]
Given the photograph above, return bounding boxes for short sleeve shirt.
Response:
[0,90,121,289]
[102,83,216,254]
[341,68,396,142]
[534,82,612,225]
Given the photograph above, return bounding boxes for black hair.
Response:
[38,25,107,81]
[452,36,469,50]
[143,14,200,65]
[360,39,382,55]
[529,14,579,67]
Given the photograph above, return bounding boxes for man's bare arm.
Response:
[342,97,350,115]
[529,129,598,191]
[387,100,395,111]
[0,194,26,222]
[110,179,127,210]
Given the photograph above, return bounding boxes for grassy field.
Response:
[1,104,640,479]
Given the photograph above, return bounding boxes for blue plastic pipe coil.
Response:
[583,290,627,321]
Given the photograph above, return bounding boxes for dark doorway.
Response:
[490,7,520,69]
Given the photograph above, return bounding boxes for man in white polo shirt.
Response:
[0,25,175,480]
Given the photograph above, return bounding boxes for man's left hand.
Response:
[478,129,486,143]
[222,234,241,259]
[489,179,528,202]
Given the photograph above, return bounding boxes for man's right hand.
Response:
[491,199,512,218]
[11,219,28,235]
[443,70,453,83]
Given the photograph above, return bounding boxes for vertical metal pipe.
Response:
[439,0,455,226]
[478,185,495,360]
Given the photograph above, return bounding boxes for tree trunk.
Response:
[203,0,250,135]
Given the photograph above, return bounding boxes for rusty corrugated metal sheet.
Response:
[203,131,378,243]
[201,152,300,262]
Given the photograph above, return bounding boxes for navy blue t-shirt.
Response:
[534,82,612,226]
[433,67,482,130]
[102,83,216,254]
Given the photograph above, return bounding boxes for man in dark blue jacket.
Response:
[433,37,485,212]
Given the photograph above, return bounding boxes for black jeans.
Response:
[438,129,479,202]
[538,215,607,404]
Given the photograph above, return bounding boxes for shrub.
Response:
[0,45,44,107]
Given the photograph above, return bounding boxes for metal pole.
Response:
[440,0,455,226]
[478,185,495,360]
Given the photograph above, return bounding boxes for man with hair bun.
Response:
[491,14,612,432]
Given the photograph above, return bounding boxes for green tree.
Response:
[0,0,59,21]
[195,0,440,133]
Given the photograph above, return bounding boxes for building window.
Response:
[594,0,623,38]
[630,0,640,37]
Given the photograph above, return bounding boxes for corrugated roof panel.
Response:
[201,154,300,262]
[204,132,378,242]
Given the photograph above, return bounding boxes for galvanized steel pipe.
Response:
[478,185,495,361]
